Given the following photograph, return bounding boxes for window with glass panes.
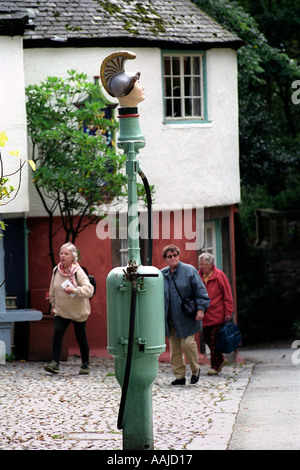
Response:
[200,220,223,270]
[163,53,204,121]
[202,222,216,257]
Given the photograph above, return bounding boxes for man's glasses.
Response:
[166,253,178,259]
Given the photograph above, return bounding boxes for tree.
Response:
[193,0,300,218]
[26,71,127,267]
[240,0,300,62]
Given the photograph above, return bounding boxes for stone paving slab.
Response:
[0,357,253,451]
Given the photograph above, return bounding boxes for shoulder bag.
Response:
[171,274,197,319]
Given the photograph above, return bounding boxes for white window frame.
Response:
[200,220,222,269]
[162,52,206,122]
[202,221,217,258]
[119,238,128,267]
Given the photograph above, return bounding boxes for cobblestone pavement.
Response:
[0,357,253,451]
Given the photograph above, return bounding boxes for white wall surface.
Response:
[0,36,29,214]
[24,46,240,216]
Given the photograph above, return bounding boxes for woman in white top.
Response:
[44,242,94,375]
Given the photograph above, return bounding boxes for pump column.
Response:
[117,106,145,266]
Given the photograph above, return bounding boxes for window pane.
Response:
[172,57,180,75]
[120,238,128,266]
[193,77,201,96]
[165,77,172,97]
[206,227,212,248]
[184,77,191,96]
[164,56,171,75]
[193,57,201,75]
[185,98,192,116]
[193,98,201,116]
[184,56,191,75]
[173,77,181,97]
[165,98,172,117]
[173,98,181,117]
[202,221,217,266]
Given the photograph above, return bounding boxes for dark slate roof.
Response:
[0,0,243,50]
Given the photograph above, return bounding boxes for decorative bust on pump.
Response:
[100,51,145,107]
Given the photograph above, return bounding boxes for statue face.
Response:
[100,51,145,106]
[118,80,145,107]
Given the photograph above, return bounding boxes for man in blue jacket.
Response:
[161,244,210,385]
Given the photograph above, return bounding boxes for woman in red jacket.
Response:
[198,253,233,375]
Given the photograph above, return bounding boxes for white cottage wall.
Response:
[0,36,29,214]
[24,46,240,216]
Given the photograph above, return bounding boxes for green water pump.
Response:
[106,105,166,450]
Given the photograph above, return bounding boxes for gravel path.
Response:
[0,357,253,450]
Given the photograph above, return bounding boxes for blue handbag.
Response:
[217,321,242,353]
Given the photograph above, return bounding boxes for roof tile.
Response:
[0,0,242,48]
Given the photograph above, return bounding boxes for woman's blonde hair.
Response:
[60,242,78,263]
